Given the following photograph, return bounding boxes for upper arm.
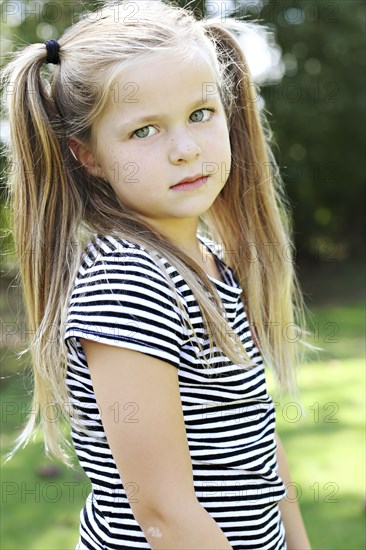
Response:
[80,338,198,524]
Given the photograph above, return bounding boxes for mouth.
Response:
[170,176,208,191]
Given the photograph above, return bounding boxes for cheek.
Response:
[225,139,232,168]
[219,131,232,183]
[113,147,156,178]
[99,150,139,187]
[215,126,231,162]
[97,149,118,180]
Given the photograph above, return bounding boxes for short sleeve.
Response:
[64,247,186,369]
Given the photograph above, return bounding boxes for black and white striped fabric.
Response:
[64,233,287,550]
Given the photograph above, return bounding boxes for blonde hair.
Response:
[2,0,315,466]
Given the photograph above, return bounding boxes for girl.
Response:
[2,1,313,548]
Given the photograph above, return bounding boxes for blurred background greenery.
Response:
[1,0,365,549]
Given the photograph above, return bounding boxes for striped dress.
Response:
[64,233,287,550]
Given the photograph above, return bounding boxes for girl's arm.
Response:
[275,433,312,550]
[81,339,233,550]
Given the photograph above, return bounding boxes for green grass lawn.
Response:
[1,269,365,549]
[274,357,365,550]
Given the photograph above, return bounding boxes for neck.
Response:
[136,214,220,280]
[139,215,202,257]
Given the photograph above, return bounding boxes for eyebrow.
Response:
[117,96,219,133]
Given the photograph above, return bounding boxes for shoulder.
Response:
[65,234,189,364]
[71,233,188,314]
[79,234,164,276]
[76,234,179,290]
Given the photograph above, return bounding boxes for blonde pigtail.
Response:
[2,44,85,465]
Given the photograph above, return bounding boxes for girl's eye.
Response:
[131,108,216,139]
[190,108,216,123]
[132,125,157,139]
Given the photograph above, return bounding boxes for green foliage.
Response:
[1,1,100,54]
[258,0,365,261]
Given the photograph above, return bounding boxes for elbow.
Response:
[132,496,201,531]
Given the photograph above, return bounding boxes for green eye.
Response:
[190,108,215,123]
[134,126,151,139]
[190,110,204,122]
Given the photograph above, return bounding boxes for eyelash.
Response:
[190,107,216,121]
[130,107,217,139]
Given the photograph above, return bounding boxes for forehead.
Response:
[104,50,221,115]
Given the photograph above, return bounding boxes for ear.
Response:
[68,137,104,178]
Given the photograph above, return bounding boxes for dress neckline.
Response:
[197,234,243,294]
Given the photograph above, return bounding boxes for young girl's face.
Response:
[85,50,231,239]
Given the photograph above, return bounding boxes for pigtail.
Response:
[200,20,311,396]
[1,44,84,465]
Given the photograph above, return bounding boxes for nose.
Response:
[168,128,201,164]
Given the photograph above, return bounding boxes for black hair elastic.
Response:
[45,40,60,65]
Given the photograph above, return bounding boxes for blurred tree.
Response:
[1,0,99,50]
[257,0,365,262]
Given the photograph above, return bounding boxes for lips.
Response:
[178,174,204,185]
[171,174,208,189]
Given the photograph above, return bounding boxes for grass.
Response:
[0,356,90,549]
[1,261,365,549]
[274,358,365,550]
